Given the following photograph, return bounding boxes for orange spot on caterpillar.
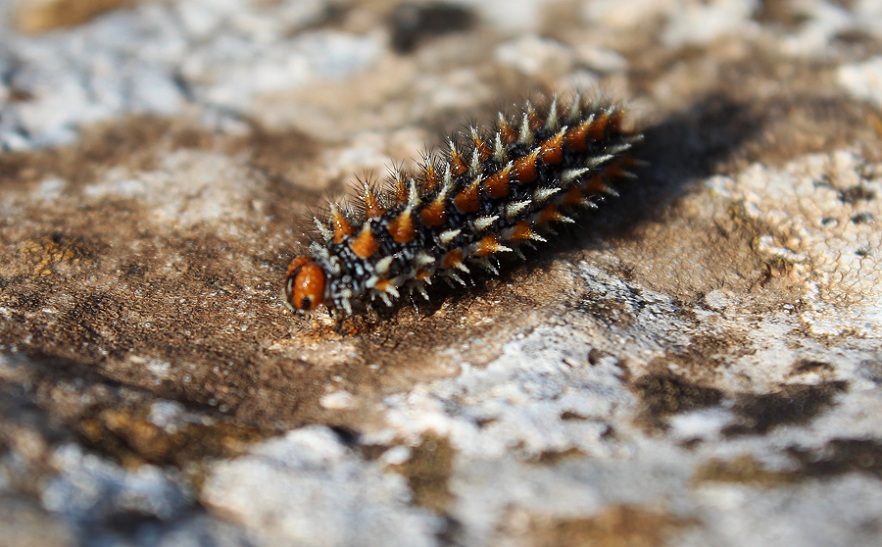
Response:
[473,135,491,162]
[498,116,516,145]
[286,256,326,311]
[508,221,534,242]
[564,118,593,153]
[584,175,607,193]
[539,131,564,165]
[350,224,379,258]
[393,174,408,205]
[331,207,353,244]
[421,197,447,227]
[538,204,562,224]
[363,187,386,219]
[442,248,464,269]
[484,164,511,199]
[512,150,540,185]
[562,187,585,206]
[589,111,610,140]
[449,147,468,176]
[454,180,481,213]
[388,209,416,243]
[476,234,506,256]
[424,163,441,192]
[374,279,394,292]
[527,107,541,131]
[602,161,630,179]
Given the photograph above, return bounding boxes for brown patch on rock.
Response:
[613,215,771,303]
[724,381,847,436]
[392,434,454,513]
[632,372,724,428]
[0,351,274,478]
[499,504,695,547]
[560,410,588,421]
[695,438,882,487]
[838,184,876,205]
[725,201,810,290]
[648,334,756,388]
[693,455,795,488]
[529,447,588,465]
[787,438,882,480]
[388,2,476,54]
[237,125,326,198]
[753,0,812,27]
[76,407,261,469]
[17,233,98,277]
[14,0,138,34]
[788,359,834,377]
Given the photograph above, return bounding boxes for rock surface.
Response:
[1,0,881,545]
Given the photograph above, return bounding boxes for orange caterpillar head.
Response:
[284,256,326,312]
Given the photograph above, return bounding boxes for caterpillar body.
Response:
[284,94,641,317]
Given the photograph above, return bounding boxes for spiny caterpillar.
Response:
[285,94,642,316]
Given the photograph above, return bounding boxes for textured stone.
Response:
[0,0,881,545]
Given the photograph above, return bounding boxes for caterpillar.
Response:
[284,93,642,317]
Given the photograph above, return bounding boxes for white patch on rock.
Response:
[493,35,575,77]
[84,150,267,230]
[662,0,759,47]
[43,444,189,522]
[838,56,882,107]
[0,0,379,150]
[461,0,549,31]
[320,390,355,410]
[201,426,441,546]
[581,0,673,30]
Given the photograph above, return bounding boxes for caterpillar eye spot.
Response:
[285,256,326,312]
